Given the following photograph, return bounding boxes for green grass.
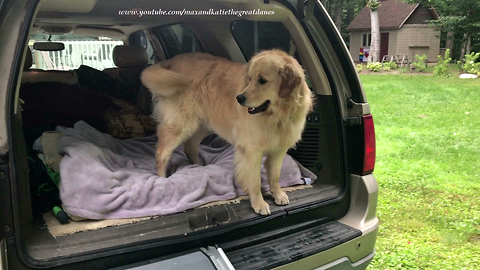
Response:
[422,63,462,77]
[360,75,480,269]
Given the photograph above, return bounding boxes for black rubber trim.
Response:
[226,221,361,270]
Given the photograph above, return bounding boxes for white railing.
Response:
[30,40,124,71]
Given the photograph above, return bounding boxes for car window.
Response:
[153,24,203,59]
[129,30,155,64]
[231,20,310,87]
[28,33,124,71]
[231,21,292,61]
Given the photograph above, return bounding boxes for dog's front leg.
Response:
[266,149,289,206]
[234,146,270,215]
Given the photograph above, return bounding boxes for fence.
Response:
[30,40,124,71]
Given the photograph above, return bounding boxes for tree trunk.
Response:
[334,0,344,31]
[459,33,467,61]
[445,31,454,52]
[368,1,380,63]
[465,32,471,55]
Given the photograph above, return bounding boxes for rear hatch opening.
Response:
[5,0,368,267]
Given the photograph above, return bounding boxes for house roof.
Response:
[347,0,431,31]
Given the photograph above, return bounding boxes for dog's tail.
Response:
[140,63,191,97]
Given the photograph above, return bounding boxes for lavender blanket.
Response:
[57,121,316,220]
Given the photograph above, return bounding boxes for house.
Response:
[346,0,440,63]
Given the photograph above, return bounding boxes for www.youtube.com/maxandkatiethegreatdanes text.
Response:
[118,8,275,17]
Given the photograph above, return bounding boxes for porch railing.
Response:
[30,40,124,71]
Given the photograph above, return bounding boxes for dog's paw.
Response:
[252,200,271,216]
[273,191,289,206]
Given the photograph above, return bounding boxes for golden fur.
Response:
[141,50,313,215]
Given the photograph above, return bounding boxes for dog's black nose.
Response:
[236,94,246,105]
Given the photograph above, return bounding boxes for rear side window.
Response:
[154,24,203,59]
[232,21,309,87]
[129,30,156,64]
[231,21,291,61]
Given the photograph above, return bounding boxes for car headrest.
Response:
[112,45,148,68]
[24,46,33,70]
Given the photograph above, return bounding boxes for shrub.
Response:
[434,49,451,77]
[383,61,398,71]
[366,62,382,72]
[413,54,428,72]
[462,52,480,75]
[356,64,364,73]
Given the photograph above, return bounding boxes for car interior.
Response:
[12,0,350,264]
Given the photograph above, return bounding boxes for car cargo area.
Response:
[9,0,350,264]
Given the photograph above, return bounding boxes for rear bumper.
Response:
[273,174,379,270]
[314,251,375,270]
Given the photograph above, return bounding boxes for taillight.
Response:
[362,115,376,175]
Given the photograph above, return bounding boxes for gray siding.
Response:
[404,6,436,25]
[349,30,399,62]
[397,25,440,62]
[348,25,439,63]
[349,31,369,62]
[387,30,399,57]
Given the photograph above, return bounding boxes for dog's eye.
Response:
[258,77,267,85]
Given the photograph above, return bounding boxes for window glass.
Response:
[130,30,155,64]
[232,20,311,88]
[231,21,291,61]
[28,33,123,71]
[362,33,372,47]
[154,24,203,59]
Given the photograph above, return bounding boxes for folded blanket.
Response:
[57,121,317,220]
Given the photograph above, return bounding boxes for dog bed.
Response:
[56,121,316,220]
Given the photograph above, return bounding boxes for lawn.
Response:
[360,74,480,269]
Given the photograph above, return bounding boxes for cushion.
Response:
[103,96,156,139]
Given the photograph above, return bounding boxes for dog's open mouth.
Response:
[247,100,270,115]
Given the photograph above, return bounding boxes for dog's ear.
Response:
[278,65,301,98]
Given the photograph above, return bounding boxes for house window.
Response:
[362,33,372,46]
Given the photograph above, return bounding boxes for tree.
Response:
[320,0,367,47]
[367,0,380,63]
[402,0,480,60]
[430,12,480,60]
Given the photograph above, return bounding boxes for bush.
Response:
[462,52,480,75]
[366,62,382,72]
[383,61,398,71]
[434,49,451,77]
[413,54,428,72]
[356,64,364,73]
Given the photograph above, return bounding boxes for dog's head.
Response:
[236,50,304,115]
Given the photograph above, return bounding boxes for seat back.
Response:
[103,45,151,112]
[21,47,79,85]
[103,45,148,88]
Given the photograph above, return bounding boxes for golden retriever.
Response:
[141,50,313,215]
